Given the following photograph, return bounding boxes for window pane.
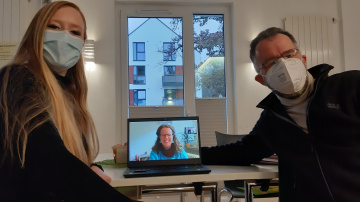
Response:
[134,89,146,106]
[128,17,184,106]
[137,43,145,52]
[137,90,146,99]
[193,14,225,98]
[133,66,146,84]
[133,42,145,61]
[164,66,176,75]
[163,42,176,61]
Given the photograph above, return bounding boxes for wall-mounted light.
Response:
[83,39,95,71]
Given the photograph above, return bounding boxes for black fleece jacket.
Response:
[202,64,360,202]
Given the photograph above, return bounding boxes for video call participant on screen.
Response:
[149,125,188,160]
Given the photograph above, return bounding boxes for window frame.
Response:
[164,65,176,76]
[133,89,146,106]
[115,3,235,145]
[163,42,176,61]
[133,65,146,85]
[133,42,145,61]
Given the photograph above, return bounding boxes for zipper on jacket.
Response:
[306,69,335,202]
[305,68,330,133]
[312,146,336,202]
[260,105,304,132]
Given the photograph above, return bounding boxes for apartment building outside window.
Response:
[117,4,234,146]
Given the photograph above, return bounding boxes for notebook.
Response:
[123,116,211,178]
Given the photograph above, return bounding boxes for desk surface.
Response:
[103,164,278,187]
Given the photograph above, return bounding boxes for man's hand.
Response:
[91,165,112,184]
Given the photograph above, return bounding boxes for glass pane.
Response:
[137,90,146,99]
[128,17,184,106]
[164,66,176,75]
[137,43,145,52]
[133,42,145,61]
[163,42,176,61]
[193,14,225,98]
[133,66,146,85]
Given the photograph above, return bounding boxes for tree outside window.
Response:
[168,15,225,98]
[163,42,176,61]
[193,14,225,98]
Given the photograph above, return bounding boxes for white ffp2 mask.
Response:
[265,58,307,95]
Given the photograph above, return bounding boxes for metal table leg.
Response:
[141,182,218,202]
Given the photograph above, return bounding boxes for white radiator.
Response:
[0,0,39,42]
[285,16,334,67]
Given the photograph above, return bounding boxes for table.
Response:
[103,164,278,202]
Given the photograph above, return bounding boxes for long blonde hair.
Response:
[1,1,98,167]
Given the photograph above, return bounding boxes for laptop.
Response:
[123,116,211,178]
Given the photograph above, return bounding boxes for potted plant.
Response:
[181,133,194,148]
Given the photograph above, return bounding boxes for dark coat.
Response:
[202,64,360,202]
[0,65,133,202]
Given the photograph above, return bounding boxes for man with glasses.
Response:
[202,27,360,202]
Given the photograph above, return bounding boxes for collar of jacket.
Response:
[256,63,334,118]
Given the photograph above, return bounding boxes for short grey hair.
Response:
[250,27,298,73]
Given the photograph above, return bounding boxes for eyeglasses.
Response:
[259,48,299,75]
[160,134,173,138]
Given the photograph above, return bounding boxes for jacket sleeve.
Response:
[25,121,134,202]
[201,113,274,166]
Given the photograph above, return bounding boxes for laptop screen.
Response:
[127,116,202,168]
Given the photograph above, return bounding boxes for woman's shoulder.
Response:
[0,64,35,80]
[0,65,44,105]
[1,64,40,88]
[0,65,38,90]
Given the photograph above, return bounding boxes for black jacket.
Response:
[0,65,133,202]
[202,64,360,202]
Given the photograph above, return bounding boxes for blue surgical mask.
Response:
[43,30,84,72]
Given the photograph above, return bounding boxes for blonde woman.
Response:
[0,1,134,201]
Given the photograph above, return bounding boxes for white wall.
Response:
[71,0,118,154]
[231,0,343,134]
[340,0,360,71]
[1,0,359,154]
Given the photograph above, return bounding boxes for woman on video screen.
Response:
[149,125,188,160]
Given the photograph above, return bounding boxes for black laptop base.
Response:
[123,164,211,178]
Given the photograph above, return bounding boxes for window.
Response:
[133,66,145,84]
[128,17,184,107]
[164,66,176,76]
[118,4,233,146]
[163,42,176,61]
[163,89,183,105]
[133,42,145,61]
[194,14,225,98]
[133,89,146,106]
[164,89,176,100]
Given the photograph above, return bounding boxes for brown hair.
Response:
[249,27,298,72]
[1,1,98,167]
[152,125,183,153]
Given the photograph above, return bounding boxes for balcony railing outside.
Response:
[162,75,183,87]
